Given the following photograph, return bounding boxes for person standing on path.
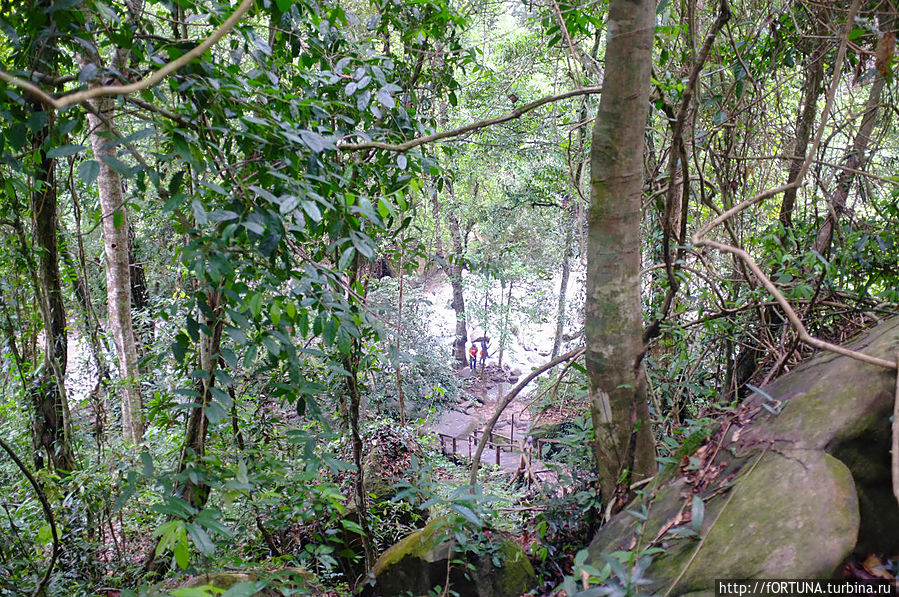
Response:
[469,343,478,371]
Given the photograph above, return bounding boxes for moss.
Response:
[669,451,857,593]
[179,568,322,596]
[367,517,536,597]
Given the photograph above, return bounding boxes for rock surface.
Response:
[587,317,899,593]
[364,517,536,597]
[178,568,322,595]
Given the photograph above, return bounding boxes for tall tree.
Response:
[82,2,146,444]
[813,24,892,256]
[586,0,657,504]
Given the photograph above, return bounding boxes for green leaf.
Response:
[205,400,227,424]
[302,200,322,222]
[279,195,300,214]
[46,144,85,158]
[79,160,100,185]
[113,208,124,230]
[341,519,365,535]
[186,522,216,556]
[262,335,281,357]
[274,0,292,10]
[299,130,328,153]
[100,154,131,176]
[222,582,266,597]
[171,341,188,364]
[242,221,265,235]
[173,536,189,569]
[195,509,233,537]
[691,495,705,533]
[270,302,281,326]
[451,504,482,527]
[338,246,355,270]
[37,524,52,545]
[112,484,135,512]
[140,450,154,477]
[376,89,395,108]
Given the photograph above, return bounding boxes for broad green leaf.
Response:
[37,524,52,545]
[100,154,131,176]
[46,144,85,158]
[270,302,281,326]
[140,450,154,477]
[302,200,322,222]
[205,400,227,424]
[692,495,705,533]
[78,160,100,185]
[223,582,266,597]
[186,522,215,556]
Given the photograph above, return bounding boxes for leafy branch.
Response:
[0,0,254,110]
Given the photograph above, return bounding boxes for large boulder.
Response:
[587,317,899,593]
[364,517,536,597]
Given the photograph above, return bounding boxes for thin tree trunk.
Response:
[395,236,406,425]
[177,290,223,510]
[129,227,152,363]
[25,108,77,473]
[85,97,145,445]
[779,36,826,230]
[498,279,512,368]
[552,216,574,359]
[446,208,468,366]
[430,186,444,259]
[587,0,657,504]
[81,0,146,444]
[813,75,885,256]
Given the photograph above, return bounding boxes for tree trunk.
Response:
[395,236,406,425]
[498,279,512,368]
[129,227,152,364]
[779,37,826,231]
[85,96,145,445]
[177,290,223,510]
[430,186,444,259]
[813,74,886,256]
[587,0,657,504]
[552,215,574,359]
[446,208,468,366]
[18,103,77,473]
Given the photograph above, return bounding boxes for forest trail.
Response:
[429,363,552,481]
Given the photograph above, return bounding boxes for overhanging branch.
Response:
[0,0,254,111]
[337,87,602,153]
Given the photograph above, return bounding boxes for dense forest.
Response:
[1,0,899,595]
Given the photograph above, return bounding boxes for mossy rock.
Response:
[177,568,322,595]
[587,317,899,593]
[364,517,536,597]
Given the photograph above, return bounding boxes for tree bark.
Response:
[552,214,574,360]
[587,0,657,504]
[813,75,885,256]
[446,208,468,366]
[85,96,145,445]
[27,121,77,473]
[779,40,826,231]
[395,236,406,425]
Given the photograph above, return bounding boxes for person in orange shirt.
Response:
[469,343,478,371]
